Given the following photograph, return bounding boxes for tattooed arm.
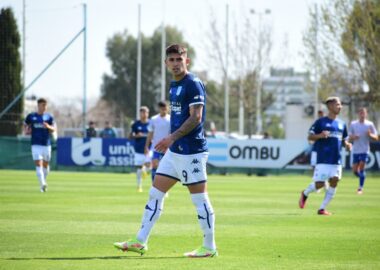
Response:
[154,104,203,153]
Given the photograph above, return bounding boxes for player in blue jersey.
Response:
[114,44,217,258]
[129,106,150,192]
[349,108,378,194]
[299,97,352,215]
[24,98,56,192]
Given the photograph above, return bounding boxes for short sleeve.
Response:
[48,115,55,125]
[147,121,154,132]
[309,119,320,135]
[348,122,354,136]
[24,114,31,125]
[187,78,205,107]
[370,122,378,135]
[343,123,348,140]
[131,122,138,134]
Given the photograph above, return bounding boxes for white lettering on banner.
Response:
[71,138,106,166]
[207,138,308,169]
[109,143,134,155]
[208,138,380,170]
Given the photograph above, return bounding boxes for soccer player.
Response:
[100,121,117,138]
[24,98,56,192]
[299,97,352,215]
[144,101,171,182]
[349,107,378,194]
[114,44,217,257]
[130,106,150,192]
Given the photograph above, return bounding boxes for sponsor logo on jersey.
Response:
[170,102,182,115]
[33,123,45,128]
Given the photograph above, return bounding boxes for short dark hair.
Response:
[158,101,167,108]
[37,98,47,104]
[165,44,187,57]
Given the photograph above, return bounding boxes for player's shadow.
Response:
[4,255,184,261]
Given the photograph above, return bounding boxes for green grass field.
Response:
[0,170,379,270]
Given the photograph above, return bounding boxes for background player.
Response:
[24,98,56,192]
[129,106,150,192]
[299,97,351,215]
[144,101,170,182]
[114,44,217,258]
[349,107,378,194]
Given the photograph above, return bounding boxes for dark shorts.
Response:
[152,151,165,161]
[353,153,368,164]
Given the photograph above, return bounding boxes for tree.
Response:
[101,26,195,121]
[341,1,380,109]
[303,1,380,123]
[205,7,274,136]
[0,8,23,136]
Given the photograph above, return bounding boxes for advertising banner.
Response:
[207,138,380,171]
[57,138,135,166]
[57,137,380,171]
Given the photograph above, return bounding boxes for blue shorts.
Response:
[152,151,165,161]
[353,153,368,164]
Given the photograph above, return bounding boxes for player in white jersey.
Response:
[144,101,171,182]
[299,97,352,215]
[114,44,217,258]
[24,98,56,192]
[349,108,378,194]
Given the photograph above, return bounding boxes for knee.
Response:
[315,182,325,189]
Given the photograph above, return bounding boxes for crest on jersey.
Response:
[176,86,183,96]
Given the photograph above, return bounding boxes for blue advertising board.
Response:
[57,138,135,166]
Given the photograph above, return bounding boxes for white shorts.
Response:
[313,164,342,182]
[156,150,208,185]
[31,145,51,162]
[134,153,151,166]
[310,151,317,167]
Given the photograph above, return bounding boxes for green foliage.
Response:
[0,8,23,136]
[1,170,380,269]
[263,115,285,139]
[303,0,380,118]
[101,26,195,119]
[341,0,380,107]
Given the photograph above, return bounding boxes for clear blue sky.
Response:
[1,0,318,102]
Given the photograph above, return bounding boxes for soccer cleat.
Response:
[138,187,143,193]
[299,191,308,209]
[114,238,147,255]
[357,188,363,195]
[40,185,47,193]
[184,246,218,258]
[317,209,332,216]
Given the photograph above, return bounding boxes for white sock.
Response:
[320,187,336,210]
[303,182,316,196]
[136,187,165,244]
[136,169,142,188]
[36,166,46,187]
[43,166,49,180]
[191,193,216,250]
